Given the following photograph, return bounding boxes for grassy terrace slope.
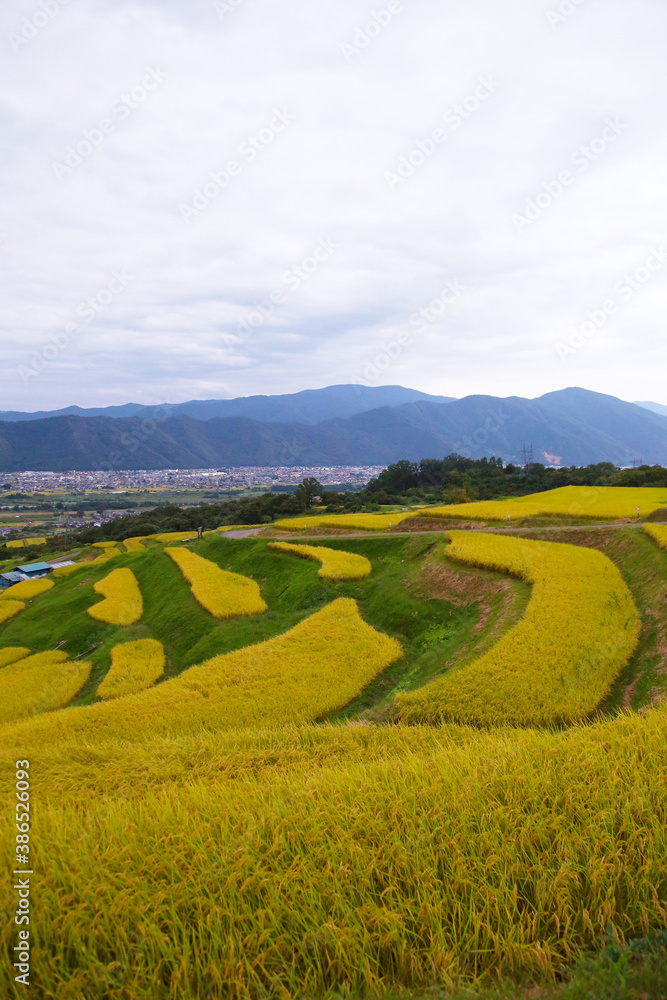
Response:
[0,534,508,715]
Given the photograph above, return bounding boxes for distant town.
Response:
[0,466,384,493]
[0,466,385,541]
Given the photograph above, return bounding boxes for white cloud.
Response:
[1,0,666,409]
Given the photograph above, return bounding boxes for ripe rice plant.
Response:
[7,537,46,548]
[90,545,123,567]
[0,647,29,668]
[166,547,267,618]
[0,578,54,601]
[0,650,90,725]
[395,532,641,727]
[645,524,667,551]
[269,541,372,579]
[92,541,120,549]
[422,485,667,522]
[5,540,25,549]
[0,601,24,624]
[1,703,666,997]
[122,537,146,552]
[87,568,143,626]
[52,563,83,578]
[151,531,199,542]
[96,639,165,700]
[274,512,413,531]
[0,599,402,745]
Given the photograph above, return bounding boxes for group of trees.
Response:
[362,456,667,504]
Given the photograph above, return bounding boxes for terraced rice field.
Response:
[87,567,143,625]
[420,485,667,522]
[96,638,166,700]
[0,489,666,999]
[268,541,372,579]
[395,532,641,726]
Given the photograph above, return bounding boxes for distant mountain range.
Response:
[0,384,454,426]
[0,386,666,472]
[635,400,667,419]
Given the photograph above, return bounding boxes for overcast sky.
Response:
[1,0,666,411]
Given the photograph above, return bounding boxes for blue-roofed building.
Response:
[0,571,23,589]
[14,561,54,579]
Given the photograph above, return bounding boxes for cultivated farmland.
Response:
[166,546,267,618]
[87,567,143,625]
[96,638,166,700]
[268,541,372,579]
[0,486,666,1000]
[420,484,667,522]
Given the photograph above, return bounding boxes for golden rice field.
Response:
[421,485,667,522]
[122,536,147,552]
[269,541,372,579]
[395,532,641,726]
[96,638,165,700]
[90,544,123,566]
[52,562,83,578]
[274,511,413,531]
[92,540,121,549]
[87,567,143,625]
[0,578,54,601]
[645,523,667,550]
[0,647,29,667]
[0,650,90,725]
[0,703,666,998]
[1,599,402,744]
[150,530,199,542]
[0,601,24,624]
[166,546,267,618]
[6,537,46,548]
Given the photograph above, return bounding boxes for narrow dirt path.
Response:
[263,521,652,541]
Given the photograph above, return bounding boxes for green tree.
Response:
[295,477,323,508]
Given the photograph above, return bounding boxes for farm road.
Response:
[264,522,653,541]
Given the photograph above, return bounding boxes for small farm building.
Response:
[14,562,54,579]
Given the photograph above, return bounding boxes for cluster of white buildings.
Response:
[1,466,384,493]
